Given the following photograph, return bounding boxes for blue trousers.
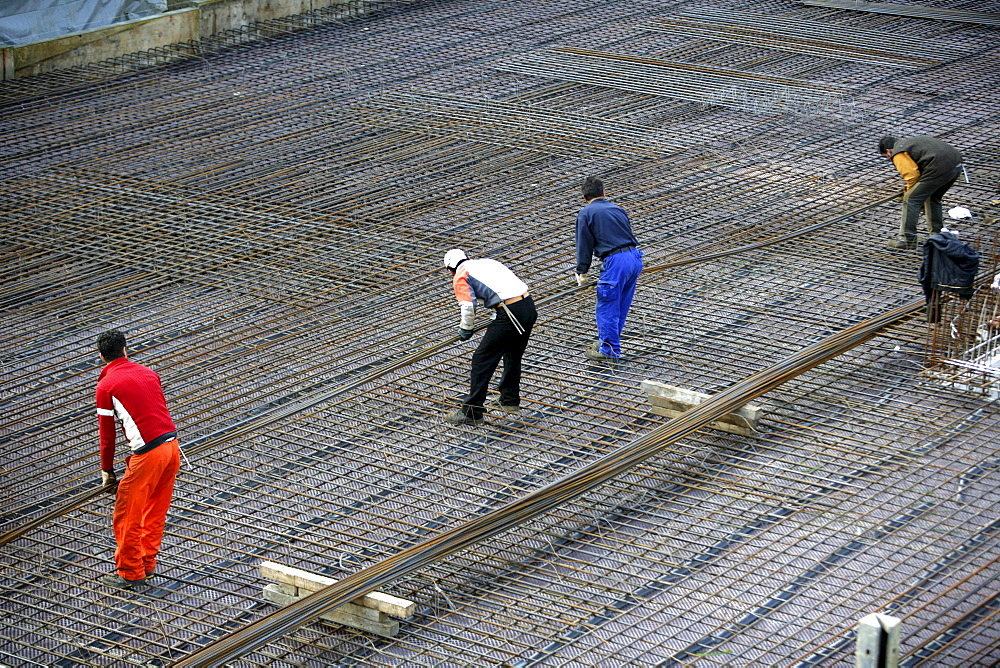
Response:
[595,248,643,358]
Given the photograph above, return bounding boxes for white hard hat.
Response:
[443,249,467,270]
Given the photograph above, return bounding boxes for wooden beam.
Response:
[268,582,384,621]
[259,561,415,618]
[263,584,400,638]
[641,381,762,436]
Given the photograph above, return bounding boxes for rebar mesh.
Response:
[2,0,1000,665]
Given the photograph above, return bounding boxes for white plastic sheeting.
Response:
[0,0,168,46]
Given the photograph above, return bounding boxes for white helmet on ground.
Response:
[443,249,467,271]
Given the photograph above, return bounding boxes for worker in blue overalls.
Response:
[574,176,643,361]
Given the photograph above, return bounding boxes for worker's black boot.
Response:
[886,236,918,250]
[100,574,146,590]
[445,409,484,426]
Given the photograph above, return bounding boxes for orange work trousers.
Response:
[112,439,181,581]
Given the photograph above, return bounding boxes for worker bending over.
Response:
[575,175,643,360]
[879,135,964,250]
[96,329,181,589]
[444,249,537,426]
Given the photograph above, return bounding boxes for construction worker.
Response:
[443,249,537,426]
[575,175,643,360]
[95,329,181,590]
[879,135,964,250]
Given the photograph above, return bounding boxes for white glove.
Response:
[575,273,588,287]
[101,470,117,493]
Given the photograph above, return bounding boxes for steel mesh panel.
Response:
[4,0,1000,665]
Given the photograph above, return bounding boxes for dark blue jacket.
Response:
[575,198,639,274]
[919,231,978,322]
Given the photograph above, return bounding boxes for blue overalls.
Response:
[576,198,643,358]
[595,247,643,358]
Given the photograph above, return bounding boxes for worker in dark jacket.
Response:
[879,135,963,250]
[575,176,643,361]
[919,231,978,323]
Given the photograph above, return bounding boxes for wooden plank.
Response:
[648,405,755,436]
[262,584,400,638]
[641,381,762,436]
[267,581,384,621]
[260,561,336,589]
[648,395,756,426]
[259,561,415,618]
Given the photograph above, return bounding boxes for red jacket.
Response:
[96,357,177,471]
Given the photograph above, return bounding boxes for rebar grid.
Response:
[801,0,1000,26]
[2,0,1000,665]
[637,9,979,69]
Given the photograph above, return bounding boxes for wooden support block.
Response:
[259,561,415,618]
[267,581,386,622]
[272,581,297,597]
[640,381,762,437]
[263,583,400,638]
[260,560,336,590]
[855,613,900,668]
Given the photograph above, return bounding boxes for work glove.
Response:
[575,273,589,287]
[101,470,118,494]
[457,327,474,341]
[894,187,906,201]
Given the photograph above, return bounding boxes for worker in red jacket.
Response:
[95,329,181,589]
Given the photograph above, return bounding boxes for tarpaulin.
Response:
[0,0,167,46]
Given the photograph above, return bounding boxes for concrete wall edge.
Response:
[2,0,344,80]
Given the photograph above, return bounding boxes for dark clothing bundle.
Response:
[919,231,979,322]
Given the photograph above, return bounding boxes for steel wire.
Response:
[173,296,927,665]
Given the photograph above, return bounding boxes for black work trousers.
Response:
[462,297,537,419]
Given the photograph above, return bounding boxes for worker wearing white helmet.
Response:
[443,249,537,426]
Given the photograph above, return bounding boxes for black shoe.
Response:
[445,410,484,426]
[887,236,918,250]
[100,574,146,589]
[489,397,520,412]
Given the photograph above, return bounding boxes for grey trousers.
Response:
[898,166,961,240]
